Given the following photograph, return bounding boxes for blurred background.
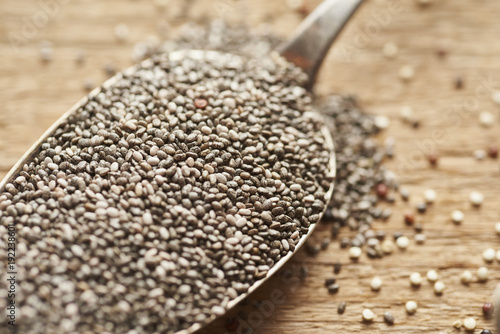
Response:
[2,0,500,332]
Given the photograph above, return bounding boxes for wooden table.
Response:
[1,0,500,332]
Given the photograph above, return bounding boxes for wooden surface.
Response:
[2,0,500,333]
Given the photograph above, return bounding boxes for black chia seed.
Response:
[325,278,337,286]
[333,261,342,274]
[337,302,347,314]
[327,283,340,294]
[416,202,427,214]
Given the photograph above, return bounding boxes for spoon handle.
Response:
[278,0,364,89]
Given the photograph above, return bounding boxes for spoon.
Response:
[0,0,363,333]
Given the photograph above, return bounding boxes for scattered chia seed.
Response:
[299,266,309,279]
[416,202,427,213]
[321,238,330,250]
[455,76,464,89]
[327,284,340,294]
[414,223,423,233]
[330,223,340,239]
[337,302,346,314]
[381,208,392,220]
[415,234,426,244]
[376,231,386,240]
[480,330,493,334]
[366,247,379,259]
[482,302,494,318]
[325,278,337,286]
[333,262,341,274]
[340,237,350,249]
[383,311,395,325]
[306,243,321,256]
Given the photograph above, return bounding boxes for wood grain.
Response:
[1,0,500,333]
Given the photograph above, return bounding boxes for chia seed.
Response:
[327,283,340,294]
[416,202,427,213]
[333,261,342,274]
[337,302,346,314]
[384,311,395,325]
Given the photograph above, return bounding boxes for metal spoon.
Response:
[0,0,363,332]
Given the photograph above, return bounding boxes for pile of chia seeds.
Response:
[318,95,397,252]
[0,20,398,334]
[0,28,333,334]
